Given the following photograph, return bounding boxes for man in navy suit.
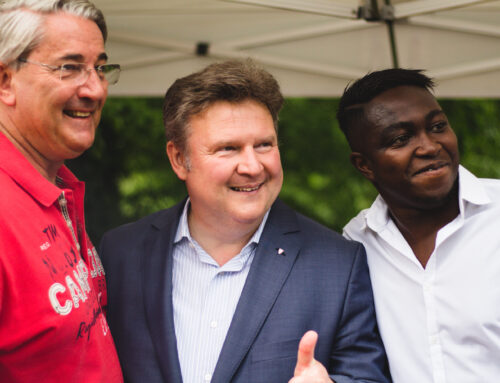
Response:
[99,60,390,383]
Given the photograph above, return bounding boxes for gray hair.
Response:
[0,0,107,67]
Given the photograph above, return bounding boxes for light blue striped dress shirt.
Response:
[172,200,269,383]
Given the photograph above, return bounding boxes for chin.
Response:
[64,142,94,159]
[232,210,267,226]
[70,132,95,149]
[414,189,457,210]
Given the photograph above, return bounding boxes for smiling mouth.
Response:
[64,110,92,118]
[230,184,262,192]
[414,162,447,176]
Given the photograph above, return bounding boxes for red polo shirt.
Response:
[0,132,123,382]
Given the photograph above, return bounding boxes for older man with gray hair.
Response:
[0,1,122,381]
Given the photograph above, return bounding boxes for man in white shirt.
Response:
[337,68,500,383]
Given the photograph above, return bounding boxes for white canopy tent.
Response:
[94,0,500,98]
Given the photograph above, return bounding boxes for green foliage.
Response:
[277,98,377,231]
[67,97,500,243]
[67,97,186,243]
[441,99,500,179]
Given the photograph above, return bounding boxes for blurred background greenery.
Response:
[67,98,500,244]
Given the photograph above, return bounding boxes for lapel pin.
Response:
[276,248,285,256]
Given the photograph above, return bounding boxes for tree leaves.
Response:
[67,98,500,242]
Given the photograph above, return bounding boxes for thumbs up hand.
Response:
[288,330,334,383]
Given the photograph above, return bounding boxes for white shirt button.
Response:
[204,373,212,381]
[210,320,218,328]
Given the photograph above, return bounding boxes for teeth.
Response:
[425,165,440,172]
[65,110,91,118]
[231,186,260,192]
[417,164,443,175]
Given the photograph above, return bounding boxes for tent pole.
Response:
[386,20,399,68]
[383,0,399,68]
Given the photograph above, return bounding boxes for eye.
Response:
[430,121,448,132]
[389,134,411,148]
[96,64,121,84]
[255,141,273,151]
[59,63,83,79]
[95,65,109,80]
[60,63,83,72]
[220,145,236,152]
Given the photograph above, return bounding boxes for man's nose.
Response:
[237,147,264,175]
[77,68,107,101]
[415,131,441,157]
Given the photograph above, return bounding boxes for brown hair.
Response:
[163,59,284,153]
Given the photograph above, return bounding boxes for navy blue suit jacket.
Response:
[100,199,390,382]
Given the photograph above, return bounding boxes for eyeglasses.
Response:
[17,58,121,85]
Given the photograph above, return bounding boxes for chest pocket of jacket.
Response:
[249,338,300,382]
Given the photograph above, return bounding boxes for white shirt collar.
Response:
[364,165,491,233]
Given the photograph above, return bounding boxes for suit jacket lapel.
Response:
[212,200,302,382]
[142,202,185,383]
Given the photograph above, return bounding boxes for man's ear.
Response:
[0,63,16,106]
[350,152,375,182]
[166,141,188,181]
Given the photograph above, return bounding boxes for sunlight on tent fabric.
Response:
[94,0,500,98]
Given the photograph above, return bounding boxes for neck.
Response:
[187,211,261,266]
[0,122,61,184]
[388,188,459,268]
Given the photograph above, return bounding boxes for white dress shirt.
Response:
[344,166,500,383]
[172,200,269,383]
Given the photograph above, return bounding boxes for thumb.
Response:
[294,330,318,376]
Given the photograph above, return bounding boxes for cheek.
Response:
[445,136,460,161]
[273,164,284,185]
[40,79,72,102]
[209,160,236,182]
[373,151,405,172]
[265,150,283,177]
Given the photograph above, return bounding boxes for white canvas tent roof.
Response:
[94,0,500,98]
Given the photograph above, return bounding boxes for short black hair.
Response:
[337,68,435,148]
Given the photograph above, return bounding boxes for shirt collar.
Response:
[174,198,270,270]
[457,165,491,206]
[364,194,391,232]
[0,132,80,207]
[364,165,490,232]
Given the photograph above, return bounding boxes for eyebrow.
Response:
[214,135,277,147]
[58,52,109,62]
[382,108,446,133]
[425,109,446,123]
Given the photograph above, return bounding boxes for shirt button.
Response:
[430,335,439,345]
[210,320,218,328]
[423,284,431,292]
[204,373,212,381]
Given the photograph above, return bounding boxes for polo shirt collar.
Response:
[0,131,79,207]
